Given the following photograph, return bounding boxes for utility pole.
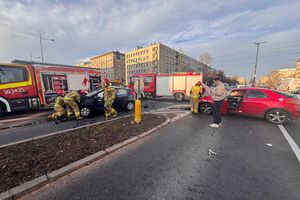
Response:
[252,41,266,86]
[39,33,55,62]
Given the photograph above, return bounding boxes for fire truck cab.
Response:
[0,61,101,117]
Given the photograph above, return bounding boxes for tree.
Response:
[199,52,213,65]
[267,70,282,88]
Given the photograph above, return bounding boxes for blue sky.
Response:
[0,0,300,81]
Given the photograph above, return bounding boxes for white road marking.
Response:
[147,100,156,103]
[278,125,300,162]
[162,102,174,105]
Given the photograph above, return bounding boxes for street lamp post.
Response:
[39,33,55,62]
[252,41,266,86]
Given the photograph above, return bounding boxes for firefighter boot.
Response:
[76,116,83,120]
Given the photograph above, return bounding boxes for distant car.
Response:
[79,87,135,117]
[198,88,300,124]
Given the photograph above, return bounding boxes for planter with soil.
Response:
[0,114,166,194]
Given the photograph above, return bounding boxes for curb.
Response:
[0,116,171,200]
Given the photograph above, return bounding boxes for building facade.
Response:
[258,76,268,86]
[237,77,246,85]
[90,51,125,81]
[75,61,91,68]
[296,58,300,78]
[277,68,296,79]
[125,43,208,83]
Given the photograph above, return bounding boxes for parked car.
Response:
[198,88,300,124]
[79,87,135,117]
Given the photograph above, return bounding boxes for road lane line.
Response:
[278,125,300,162]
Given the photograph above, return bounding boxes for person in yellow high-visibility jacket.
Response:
[190,81,203,114]
[64,90,85,120]
[48,90,66,120]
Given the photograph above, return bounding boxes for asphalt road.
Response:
[0,99,181,146]
[21,108,300,200]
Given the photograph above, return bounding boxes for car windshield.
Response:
[274,90,298,99]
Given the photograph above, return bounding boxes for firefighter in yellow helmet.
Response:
[190,81,203,114]
[64,90,84,120]
[103,78,117,120]
[48,90,66,120]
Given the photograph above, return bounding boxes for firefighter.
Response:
[103,78,117,120]
[190,81,203,114]
[48,90,66,120]
[64,90,84,120]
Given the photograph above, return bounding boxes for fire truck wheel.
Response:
[0,103,5,117]
[80,106,91,117]
[174,92,185,101]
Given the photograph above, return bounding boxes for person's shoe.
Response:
[113,113,117,118]
[76,116,83,120]
[69,115,76,120]
[210,123,219,128]
[105,117,111,121]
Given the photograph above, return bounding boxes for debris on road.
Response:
[208,149,217,156]
[265,143,273,147]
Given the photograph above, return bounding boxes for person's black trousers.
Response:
[213,99,224,124]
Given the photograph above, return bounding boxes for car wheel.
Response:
[174,93,184,101]
[199,103,212,115]
[265,109,289,124]
[80,106,92,117]
[126,101,134,111]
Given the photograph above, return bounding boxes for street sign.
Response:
[133,78,144,99]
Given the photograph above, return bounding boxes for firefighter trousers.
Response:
[104,100,117,119]
[190,97,199,113]
[64,99,80,117]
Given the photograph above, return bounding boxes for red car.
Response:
[198,88,300,124]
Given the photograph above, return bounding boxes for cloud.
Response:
[0,0,300,81]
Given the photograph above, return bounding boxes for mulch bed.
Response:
[0,114,166,193]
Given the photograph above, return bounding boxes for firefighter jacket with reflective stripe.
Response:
[54,96,65,108]
[190,85,203,98]
[64,91,81,102]
[104,86,116,101]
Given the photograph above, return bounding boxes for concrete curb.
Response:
[0,116,171,200]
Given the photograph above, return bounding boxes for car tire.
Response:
[199,103,213,115]
[265,109,289,124]
[126,101,135,111]
[174,93,185,101]
[80,106,92,117]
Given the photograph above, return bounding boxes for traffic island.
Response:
[0,114,168,199]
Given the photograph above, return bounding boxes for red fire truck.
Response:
[0,60,101,116]
[129,72,203,101]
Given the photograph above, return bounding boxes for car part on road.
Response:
[265,109,289,124]
[208,149,217,156]
[174,92,185,101]
[199,103,213,115]
[80,106,92,117]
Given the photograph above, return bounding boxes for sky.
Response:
[0,0,300,81]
